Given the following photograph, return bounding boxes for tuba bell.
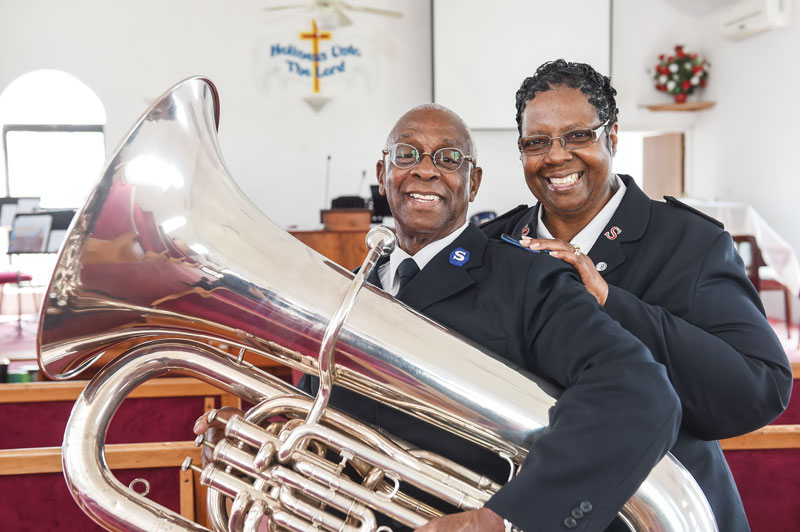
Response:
[38,77,718,531]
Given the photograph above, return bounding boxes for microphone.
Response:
[357,169,368,198]
[324,155,332,210]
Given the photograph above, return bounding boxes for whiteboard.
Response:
[433,0,611,130]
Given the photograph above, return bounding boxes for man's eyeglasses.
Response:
[383,143,474,173]
[518,122,609,156]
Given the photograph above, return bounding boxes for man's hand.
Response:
[192,407,243,466]
[520,237,609,305]
[414,508,505,531]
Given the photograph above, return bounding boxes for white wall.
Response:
[0,0,432,229]
[691,9,800,255]
[612,0,800,321]
[694,6,800,322]
[433,0,610,129]
[613,0,799,251]
[1,0,797,312]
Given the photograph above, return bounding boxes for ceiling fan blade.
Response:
[262,5,306,11]
[334,7,353,27]
[339,2,403,18]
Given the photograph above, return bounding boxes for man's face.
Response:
[520,86,617,224]
[377,109,482,247]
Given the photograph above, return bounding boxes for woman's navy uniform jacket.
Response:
[481,174,792,532]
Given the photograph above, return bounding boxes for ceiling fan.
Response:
[263,0,403,29]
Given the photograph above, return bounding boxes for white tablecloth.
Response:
[681,198,800,296]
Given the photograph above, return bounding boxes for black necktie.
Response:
[396,258,420,293]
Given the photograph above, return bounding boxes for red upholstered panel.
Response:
[106,396,209,444]
[0,467,181,531]
[1,400,74,449]
[725,449,800,532]
[770,379,800,425]
[1,396,210,449]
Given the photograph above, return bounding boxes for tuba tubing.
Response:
[42,77,718,531]
[62,341,283,531]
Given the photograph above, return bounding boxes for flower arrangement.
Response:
[653,45,709,103]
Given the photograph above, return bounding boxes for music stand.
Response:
[43,209,76,253]
[8,214,52,254]
[0,197,41,229]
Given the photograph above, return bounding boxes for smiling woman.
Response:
[517,86,617,240]
[481,58,792,532]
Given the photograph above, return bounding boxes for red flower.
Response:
[692,65,701,74]
[681,80,691,90]
[700,78,707,87]
[659,54,665,60]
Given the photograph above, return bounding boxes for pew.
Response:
[0,377,241,530]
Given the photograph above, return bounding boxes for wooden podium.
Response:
[289,229,369,271]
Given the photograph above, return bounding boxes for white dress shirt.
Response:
[536,174,626,254]
[379,222,469,296]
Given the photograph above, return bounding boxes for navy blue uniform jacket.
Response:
[302,222,681,531]
[481,174,792,532]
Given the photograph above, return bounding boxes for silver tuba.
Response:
[38,77,717,532]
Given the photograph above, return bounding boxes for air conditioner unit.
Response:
[721,0,794,41]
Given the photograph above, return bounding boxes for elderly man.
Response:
[298,103,681,532]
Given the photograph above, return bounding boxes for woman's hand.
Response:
[520,237,609,306]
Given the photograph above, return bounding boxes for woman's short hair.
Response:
[515,59,619,134]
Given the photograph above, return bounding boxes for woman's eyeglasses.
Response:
[518,122,609,156]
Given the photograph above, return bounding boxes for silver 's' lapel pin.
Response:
[596,261,608,272]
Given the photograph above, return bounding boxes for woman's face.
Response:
[519,86,618,226]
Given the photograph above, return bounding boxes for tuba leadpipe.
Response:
[39,77,717,531]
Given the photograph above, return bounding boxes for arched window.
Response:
[0,70,106,208]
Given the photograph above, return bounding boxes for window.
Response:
[0,70,106,208]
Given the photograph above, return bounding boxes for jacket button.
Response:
[571,507,584,519]
[563,516,578,528]
[580,501,593,513]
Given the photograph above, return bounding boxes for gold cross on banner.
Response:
[299,19,331,93]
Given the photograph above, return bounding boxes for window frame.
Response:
[2,123,105,197]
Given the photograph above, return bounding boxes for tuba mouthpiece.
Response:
[366,226,396,257]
